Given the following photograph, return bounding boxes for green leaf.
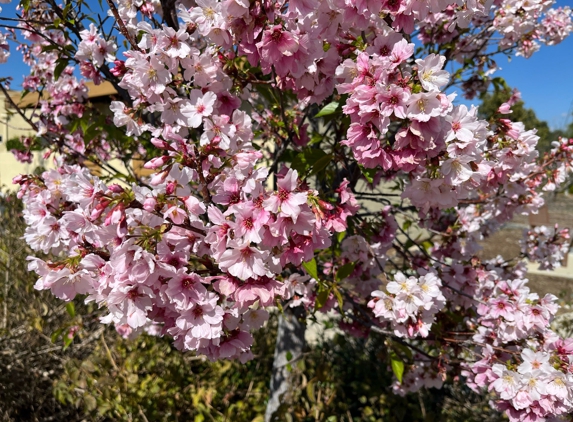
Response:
[286,351,293,361]
[315,287,330,310]
[404,239,414,250]
[421,240,434,252]
[306,378,316,403]
[291,148,327,175]
[336,231,346,243]
[315,101,339,118]
[84,395,97,411]
[54,59,69,81]
[391,341,414,361]
[335,262,356,281]
[390,353,405,383]
[310,153,333,176]
[278,149,296,164]
[302,258,319,280]
[80,119,91,134]
[358,164,377,183]
[275,298,284,313]
[63,335,73,350]
[309,133,323,146]
[66,302,75,318]
[51,328,63,343]
[332,286,344,311]
[402,220,412,231]
[6,139,26,152]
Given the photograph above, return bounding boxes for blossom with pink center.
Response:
[200,115,236,150]
[175,292,224,345]
[518,349,553,374]
[263,169,307,222]
[488,297,516,321]
[445,105,481,144]
[218,239,269,280]
[105,285,155,329]
[257,25,299,62]
[230,205,265,244]
[388,39,414,66]
[181,90,217,128]
[377,84,409,118]
[164,271,208,310]
[34,266,93,301]
[158,27,191,58]
[234,276,286,308]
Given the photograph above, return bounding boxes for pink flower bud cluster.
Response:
[521,225,571,271]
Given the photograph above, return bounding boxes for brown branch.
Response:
[105,0,142,53]
[0,82,39,132]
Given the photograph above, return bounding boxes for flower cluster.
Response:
[17,151,343,361]
[521,224,571,271]
[393,356,447,395]
[468,344,573,421]
[494,1,573,57]
[368,271,446,338]
[75,23,117,84]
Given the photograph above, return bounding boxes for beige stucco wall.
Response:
[0,90,46,189]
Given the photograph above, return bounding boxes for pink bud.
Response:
[108,184,125,194]
[166,181,177,195]
[144,156,169,169]
[12,174,24,184]
[151,137,172,150]
[143,197,157,212]
[110,60,127,77]
[150,170,168,186]
[497,102,512,114]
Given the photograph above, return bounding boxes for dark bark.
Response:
[264,306,306,422]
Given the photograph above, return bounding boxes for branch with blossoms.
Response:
[2,0,573,420]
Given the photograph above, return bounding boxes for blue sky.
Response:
[1,0,573,129]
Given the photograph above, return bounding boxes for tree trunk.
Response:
[264,306,306,422]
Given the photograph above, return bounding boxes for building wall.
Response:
[0,90,46,189]
[0,82,125,190]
